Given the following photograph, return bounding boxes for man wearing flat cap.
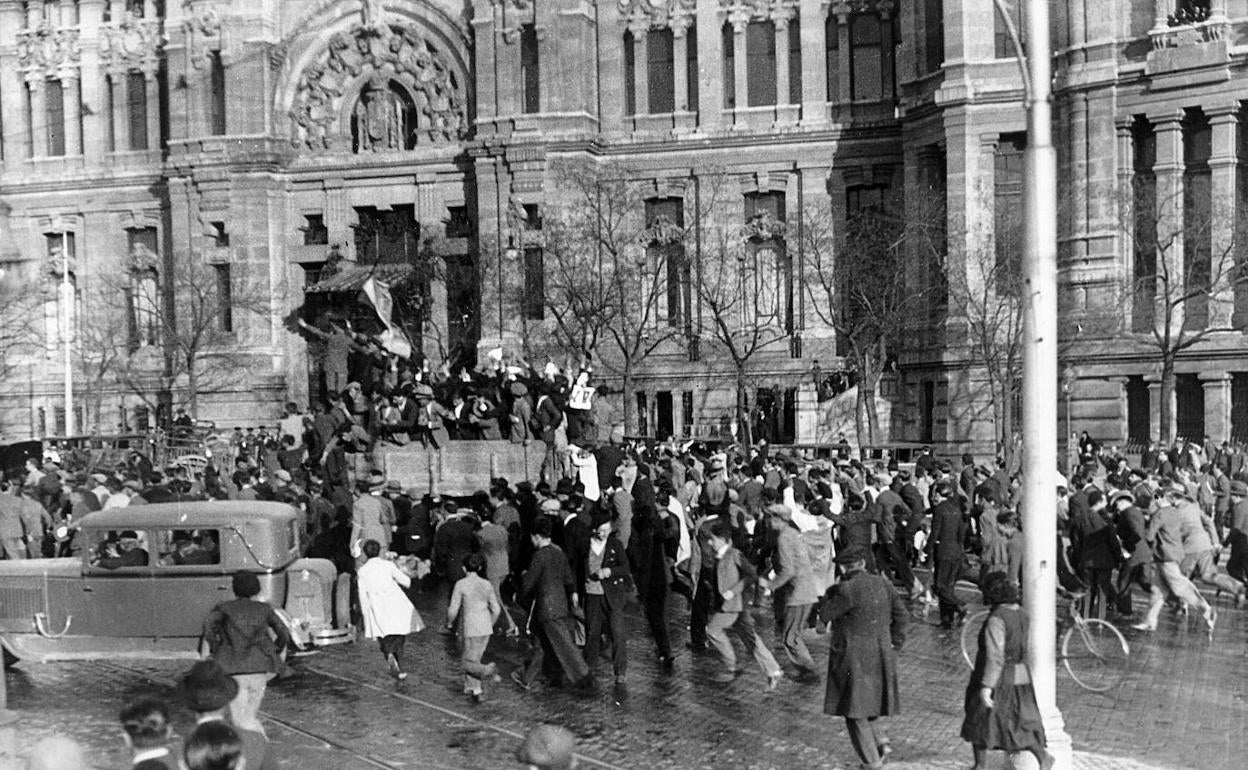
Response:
[819,546,908,770]
[1133,484,1216,635]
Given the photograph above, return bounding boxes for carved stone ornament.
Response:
[15,23,81,81]
[641,214,685,246]
[741,210,789,242]
[100,12,166,73]
[289,23,468,152]
[619,0,697,35]
[720,0,799,30]
[827,0,895,20]
[181,4,221,70]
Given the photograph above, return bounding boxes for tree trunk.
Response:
[736,364,751,448]
[1160,356,1175,445]
[854,386,869,452]
[621,364,635,436]
[1000,383,1014,468]
[187,355,199,419]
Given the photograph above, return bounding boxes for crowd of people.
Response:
[9,360,1248,770]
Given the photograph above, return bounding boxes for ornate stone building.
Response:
[1,0,1247,452]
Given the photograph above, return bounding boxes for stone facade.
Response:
[1,0,1247,452]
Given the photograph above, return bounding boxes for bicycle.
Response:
[960,593,1130,692]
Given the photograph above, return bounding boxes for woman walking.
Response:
[447,553,501,702]
[961,571,1055,770]
[357,539,423,680]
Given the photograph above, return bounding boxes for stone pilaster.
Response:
[631,24,649,116]
[112,70,130,151]
[28,77,47,157]
[694,1,723,130]
[471,2,497,126]
[1200,371,1232,443]
[1152,109,1184,325]
[774,15,790,108]
[798,0,825,124]
[672,24,689,113]
[1145,374,1166,445]
[731,21,747,122]
[0,1,27,162]
[1207,104,1238,329]
[62,74,81,155]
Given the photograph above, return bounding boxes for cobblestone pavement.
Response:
[5,580,1245,769]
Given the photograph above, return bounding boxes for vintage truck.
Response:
[0,501,353,666]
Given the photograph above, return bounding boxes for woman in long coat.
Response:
[961,572,1054,770]
[357,539,423,679]
[819,547,908,769]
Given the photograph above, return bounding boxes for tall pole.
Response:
[62,241,74,436]
[1020,0,1071,767]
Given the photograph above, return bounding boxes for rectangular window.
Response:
[788,20,801,105]
[523,246,544,320]
[209,221,230,248]
[994,133,1026,293]
[522,203,542,231]
[994,0,1020,59]
[128,72,148,150]
[685,25,699,110]
[214,263,233,332]
[746,21,777,107]
[624,31,636,115]
[46,78,65,156]
[826,15,839,101]
[103,75,114,151]
[209,51,226,136]
[1183,108,1212,331]
[636,391,649,436]
[153,529,223,567]
[1132,117,1157,333]
[445,206,471,238]
[648,28,675,114]
[302,214,328,245]
[520,24,540,114]
[722,23,736,109]
[681,390,694,434]
[645,197,687,328]
[924,0,944,72]
[850,15,882,101]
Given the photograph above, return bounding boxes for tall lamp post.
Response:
[996,0,1072,765]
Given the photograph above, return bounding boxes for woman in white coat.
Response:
[357,539,423,679]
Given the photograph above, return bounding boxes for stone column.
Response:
[1208,105,1238,328]
[109,0,124,24]
[471,4,497,124]
[78,0,105,162]
[1201,372,1232,444]
[60,0,77,25]
[694,1,723,129]
[112,70,130,151]
[1152,110,1184,320]
[28,77,47,157]
[672,24,689,113]
[732,21,747,118]
[879,7,895,101]
[774,16,790,107]
[1069,93,1088,259]
[0,1,26,161]
[143,67,159,150]
[62,74,81,155]
[836,11,851,105]
[1145,374,1166,444]
[798,0,826,124]
[631,25,648,116]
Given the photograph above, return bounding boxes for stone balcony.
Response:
[1145,15,1232,85]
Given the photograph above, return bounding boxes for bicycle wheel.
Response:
[1061,619,1130,692]
[960,610,990,669]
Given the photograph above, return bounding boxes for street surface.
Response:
[5,581,1244,769]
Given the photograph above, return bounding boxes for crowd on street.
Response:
[6,361,1248,770]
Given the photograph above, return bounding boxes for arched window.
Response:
[350,79,417,153]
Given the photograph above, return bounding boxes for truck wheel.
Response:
[334,574,352,631]
[3,647,18,669]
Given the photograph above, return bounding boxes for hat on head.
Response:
[119,530,139,541]
[413,383,434,400]
[540,498,562,514]
[590,509,613,530]
[835,546,868,566]
[346,381,362,390]
[89,472,108,484]
[1164,481,1190,499]
[515,724,576,769]
[510,381,529,397]
[273,469,292,483]
[443,500,459,515]
[177,660,240,712]
[1109,489,1135,507]
[610,424,625,443]
[384,479,403,493]
[1232,480,1248,498]
[122,479,142,491]
[367,469,386,489]
[765,502,792,520]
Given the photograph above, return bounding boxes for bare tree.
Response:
[540,160,685,434]
[103,256,277,419]
[1121,184,1246,444]
[803,188,939,446]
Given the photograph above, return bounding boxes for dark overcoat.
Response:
[819,570,908,718]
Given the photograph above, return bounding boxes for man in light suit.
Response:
[765,503,820,681]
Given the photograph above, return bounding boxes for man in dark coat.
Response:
[1113,490,1151,616]
[513,516,593,691]
[927,480,967,628]
[819,546,908,770]
[581,510,633,684]
[1068,488,1122,618]
[628,498,677,669]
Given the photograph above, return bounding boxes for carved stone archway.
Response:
[289,22,467,152]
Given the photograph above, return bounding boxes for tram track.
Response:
[91,657,628,770]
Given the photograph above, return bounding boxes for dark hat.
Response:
[1233,480,1248,497]
[443,500,459,515]
[232,571,261,598]
[515,724,576,769]
[119,530,139,540]
[590,509,613,530]
[510,381,529,397]
[981,571,1020,605]
[835,546,868,566]
[177,660,239,712]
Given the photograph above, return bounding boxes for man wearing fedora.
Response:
[351,469,395,554]
[1133,484,1217,635]
[202,572,293,735]
[764,502,820,682]
[177,660,275,769]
